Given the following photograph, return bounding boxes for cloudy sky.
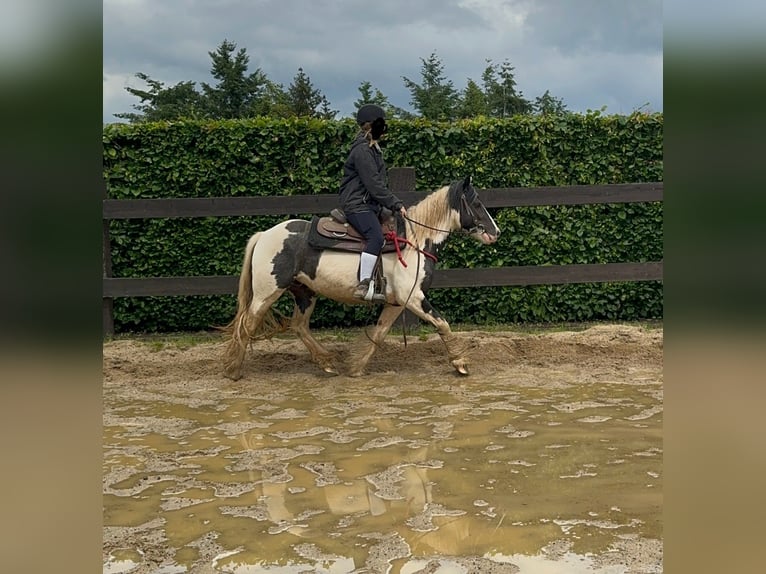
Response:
[103,0,663,124]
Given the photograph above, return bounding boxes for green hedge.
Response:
[103,112,663,333]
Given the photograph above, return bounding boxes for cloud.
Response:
[522,0,663,55]
[103,0,663,122]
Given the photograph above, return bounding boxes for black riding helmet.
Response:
[356,104,387,140]
[356,104,385,124]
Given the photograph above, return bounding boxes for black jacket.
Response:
[338,133,403,215]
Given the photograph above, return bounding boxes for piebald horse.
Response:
[223,177,500,379]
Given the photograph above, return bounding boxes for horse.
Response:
[222,176,500,379]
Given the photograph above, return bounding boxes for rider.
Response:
[338,104,407,300]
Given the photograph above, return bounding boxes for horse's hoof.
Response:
[452,360,470,375]
[224,370,242,381]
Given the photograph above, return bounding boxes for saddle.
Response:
[308,207,402,254]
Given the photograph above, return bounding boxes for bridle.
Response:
[403,189,486,236]
[459,193,488,236]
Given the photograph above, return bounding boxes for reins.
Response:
[383,230,437,267]
[403,195,484,237]
[402,214,455,235]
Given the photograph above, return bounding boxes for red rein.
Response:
[384,231,438,268]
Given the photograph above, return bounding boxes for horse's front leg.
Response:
[404,294,472,375]
[346,304,404,377]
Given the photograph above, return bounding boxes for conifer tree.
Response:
[402,52,459,120]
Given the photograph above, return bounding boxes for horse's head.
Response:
[453,176,500,244]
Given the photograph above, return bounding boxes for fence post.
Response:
[103,186,115,337]
[388,166,416,192]
[387,167,422,328]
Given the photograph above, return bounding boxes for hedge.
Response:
[103,111,663,332]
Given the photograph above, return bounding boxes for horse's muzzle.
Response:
[470,224,499,245]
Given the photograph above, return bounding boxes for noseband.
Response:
[459,192,487,235]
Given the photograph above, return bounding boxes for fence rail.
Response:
[102,182,664,220]
[102,168,663,334]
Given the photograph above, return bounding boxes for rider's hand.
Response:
[399,206,407,217]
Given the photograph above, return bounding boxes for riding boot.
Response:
[359,252,377,281]
[354,252,387,302]
[354,252,377,299]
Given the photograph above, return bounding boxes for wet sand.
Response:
[103,324,663,573]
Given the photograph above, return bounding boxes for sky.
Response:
[102,0,664,124]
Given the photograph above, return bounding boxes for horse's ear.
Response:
[463,175,472,189]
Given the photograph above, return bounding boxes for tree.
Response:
[117,40,274,122]
[200,39,269,119]
[482,59,532,117]
[533,89,568,116]
[116,42,566,124]
[458,79,489,118]
[354,81,386,110]
[354,81,413,120]
[317,97,337,120]
[285,67,337,119]
[249,79,291,118]
[402,52,460,121]
[115,73,205,123]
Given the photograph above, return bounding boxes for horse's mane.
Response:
[405,180,464,246]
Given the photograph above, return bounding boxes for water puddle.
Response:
[103,340,662,573]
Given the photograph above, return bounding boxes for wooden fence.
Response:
[103,168,663,335]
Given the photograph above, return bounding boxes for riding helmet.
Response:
[356,104,385,125]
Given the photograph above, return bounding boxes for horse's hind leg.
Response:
[347,304,404,377]
[289,284,337,374]
[223,289,285,380]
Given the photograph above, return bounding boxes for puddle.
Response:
[103,327,663,573]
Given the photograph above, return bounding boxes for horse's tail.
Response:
[222,232,286,380]
[234,231,261,317]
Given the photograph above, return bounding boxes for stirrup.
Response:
[353,279,370,300]
[363,279,386,303]
[363,280,376,302]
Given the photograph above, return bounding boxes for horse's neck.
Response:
[407,189,456,247]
